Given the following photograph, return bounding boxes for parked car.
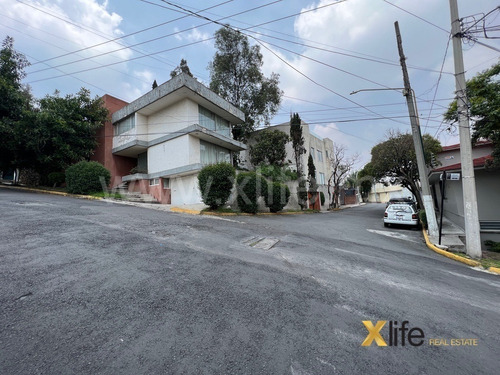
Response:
[386,197,415,208]
[384,202,419,228]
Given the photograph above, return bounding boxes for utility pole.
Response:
[394,21,439,237]
[449,0,482,258]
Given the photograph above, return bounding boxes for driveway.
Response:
[1,189,499,374]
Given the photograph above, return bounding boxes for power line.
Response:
[382,0,449,34]
[423,36,451,134]
[27,0,283,75]
[30,0,234,66]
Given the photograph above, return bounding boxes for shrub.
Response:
[65,161,111,194]
[47,172,66,187]
[236,171,268,214]
[297,178,308,210]
[197,163,235,209]
[320,191,325,206]
[257,164,298,183]
[265,182,290,213]
[484,240,500,253]
[19,169,40,187]
[419,209,427,229]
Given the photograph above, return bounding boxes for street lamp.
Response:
[351,87,439,237]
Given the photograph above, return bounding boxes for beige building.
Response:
[242,121,334,209]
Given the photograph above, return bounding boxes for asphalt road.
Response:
[1,189,499,374]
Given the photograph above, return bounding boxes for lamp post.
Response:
[351,87,439,236]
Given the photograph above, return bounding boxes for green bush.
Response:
[320,191,325,206]
[257,165,298,183]
[19,169,40,187]
[236,172,268,214]
[197,163,235,209]
[297,178,308,210]
[65,161,111,194]
[484,240,500,253]
[47,172,66,187]
[265,182,290,213]
[419,209,427,229]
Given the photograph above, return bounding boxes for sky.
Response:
[1,0,499,168]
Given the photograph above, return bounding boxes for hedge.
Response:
[197,163,235,209]
[236,172,268,214]
[264,182,290,213]
[66,161,111,194]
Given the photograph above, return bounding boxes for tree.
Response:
[327,143,358,209]
[358,162,375,201]
[0,36,32,173]
[307,154,317,192]
[170,58,193,78]
[369,130,441,209]
[208,26,282,142]
[21,88,108,175]
[249,128,289,167]
[444,62,500,166]
[289,113,306,176]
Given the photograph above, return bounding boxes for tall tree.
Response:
[23,88,109,174]
[307,154,317,192]
[289,113,306,176]
[249,128,289,167]
[170,58,193,78]
[327,143,358,209]
[370,130,441,209]
[209,26,282,142]
[444,62,500,166]
[0,36,32,172]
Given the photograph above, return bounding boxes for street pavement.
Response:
[1,189,499,374]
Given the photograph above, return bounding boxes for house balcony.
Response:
[112,130,148,158]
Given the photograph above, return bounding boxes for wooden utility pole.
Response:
[394,21,439,237]
[449,0,482,258]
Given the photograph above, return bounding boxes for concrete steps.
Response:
[115,181,159,204]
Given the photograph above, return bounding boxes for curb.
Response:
[422,229,481,267]
[488,267,500,275]
[170,207,202,215]
[0,184,102,201]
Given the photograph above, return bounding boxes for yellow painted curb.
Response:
[0,184,102,200]
[170,207,201,215]
[488,267,500,275]
[422,229,481,267]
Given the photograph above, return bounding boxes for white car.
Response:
[384,203,419,228]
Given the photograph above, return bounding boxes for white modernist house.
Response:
[111,73,246,205]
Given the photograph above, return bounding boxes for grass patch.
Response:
[453,251,500,269]
[201,207,238,214]
[89,191,123,199]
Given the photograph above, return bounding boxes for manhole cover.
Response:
[242,236,279,250]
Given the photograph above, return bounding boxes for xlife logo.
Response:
[361,321,425,347]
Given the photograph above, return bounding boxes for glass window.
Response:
[310,147,315,158]
[199,105,230,137]
[200,140,230,165]
[325,150,329,159]
[115,116,135,135]
[149,178,159,186]
[317,150,323,162]
[162,178,170,189]
[319,172,325,185]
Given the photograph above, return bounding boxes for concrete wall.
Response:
[367,183,414,203]
[147,98,198,142]
[147,135,192,174]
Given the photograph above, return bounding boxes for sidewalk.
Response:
[428,215,465,252]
